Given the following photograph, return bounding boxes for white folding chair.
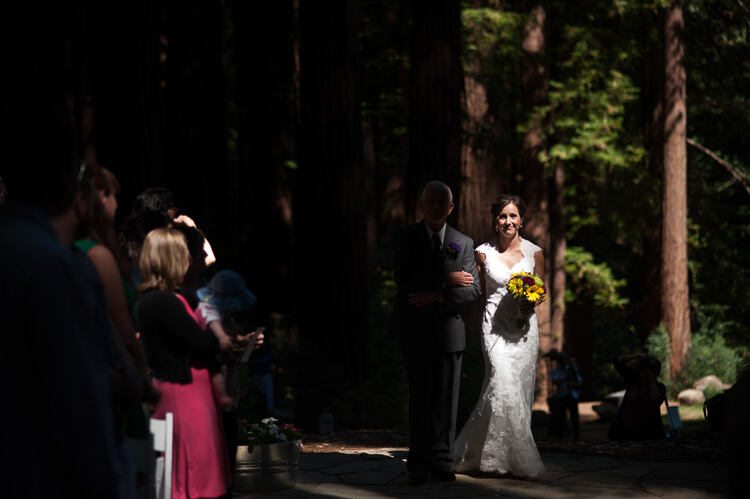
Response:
[150,413,174,499]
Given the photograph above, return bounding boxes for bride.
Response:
[453,194,545,478]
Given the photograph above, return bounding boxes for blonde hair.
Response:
[138,228,191,292]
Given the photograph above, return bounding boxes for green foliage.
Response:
[702,383,724,402]
[533,4,651,243]
[564,246,628,308]
[682,1,750,351]
[460,5,524,157]
[237,417,303,453]
[645,324,672,382]
[647,326,744,399]
[684,142,750,349]
[359,244,409,428]
[462,7,521,65]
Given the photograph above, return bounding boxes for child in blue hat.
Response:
[196,270,257,405]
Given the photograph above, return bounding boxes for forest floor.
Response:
[302,402,724,463]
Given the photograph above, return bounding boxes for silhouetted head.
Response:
[639,356,662,377]
[131,187,176,220]
[419,181,454,232]
[1,102,80,216]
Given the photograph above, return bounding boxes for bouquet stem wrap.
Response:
[516,302,531,331]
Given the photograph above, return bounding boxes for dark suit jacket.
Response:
[391,221,481,352]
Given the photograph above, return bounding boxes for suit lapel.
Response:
[442,226,463,270]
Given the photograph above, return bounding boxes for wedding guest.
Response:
[453,194,546,478]
[195,270,257,406]
[391,180,481,483]
[547,350,582,440]
[172,222,209,308]
[135,228,230,499]
[608,353,667,441]
[248,343,279,416]
[75,166,159,422]
[119,202,169,275]
[1,102,126,498]
[725,365,750,498]
[125,187,216,268]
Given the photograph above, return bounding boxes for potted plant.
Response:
[234,417,303,493]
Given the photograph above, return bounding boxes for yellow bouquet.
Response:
[507,272,547,330]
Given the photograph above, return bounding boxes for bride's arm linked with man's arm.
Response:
[441,236,482,309]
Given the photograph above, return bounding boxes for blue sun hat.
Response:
[197,270,256,311]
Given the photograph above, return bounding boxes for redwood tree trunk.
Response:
[295,0,369,430]
[407,0,463,222]
[459,74,504,245]
[86,0,165,205]
[550,159,566,353]
[642,8,664,342]
[662,0,690,378]
[520,1,551,404]
[164,0,228,249]
[234,0,296,324]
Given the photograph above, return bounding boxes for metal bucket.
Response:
[234,440,300,493]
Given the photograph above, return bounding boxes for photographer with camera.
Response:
[608,352,667,441]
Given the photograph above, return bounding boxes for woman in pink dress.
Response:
[135,228,230,499]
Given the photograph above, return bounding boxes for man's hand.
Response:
[445,271,474,287]
[408,291,441,307]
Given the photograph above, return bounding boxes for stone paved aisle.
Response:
[234,448,731,499]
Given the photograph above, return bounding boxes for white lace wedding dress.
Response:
[453,238,545,477]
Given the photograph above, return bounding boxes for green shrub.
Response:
[647,325,743,399]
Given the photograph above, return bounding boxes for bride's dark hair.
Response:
[490,194,527,234]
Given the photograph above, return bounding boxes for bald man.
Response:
[391,181,481,482]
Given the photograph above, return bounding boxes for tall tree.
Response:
[233,0,297,324]
[662,0,690,378]
[458,4,515,244]
[163,0,230,251]
[642,8,664,342]
[519,0,551,403]
[407,0,463,220]
[549,160,565,351]
[295,0,370,429]
[84,0,165,205]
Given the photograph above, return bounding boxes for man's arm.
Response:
[442,235,481,308]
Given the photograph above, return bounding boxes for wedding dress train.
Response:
[453,239,545,478]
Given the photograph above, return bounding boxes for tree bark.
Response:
[662,0,690,378]
[407,0,463,222]
[520,0,551,405]
[459,73,504,245]
[85,0,165,206]
[550,159,565,353]
[296,0,369,429]
[163,0,228,249]
[234,0,296,325]
[642,8,664,342]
